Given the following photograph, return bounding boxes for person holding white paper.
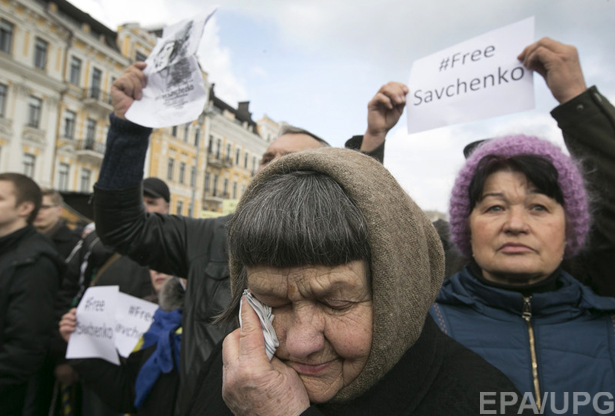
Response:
[348,38,615,298]
[60,275,185,416]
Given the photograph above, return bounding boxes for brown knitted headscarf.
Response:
[229,147,444,402]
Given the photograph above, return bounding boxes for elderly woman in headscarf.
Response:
[186,148,532,415]
[431,135,615,415]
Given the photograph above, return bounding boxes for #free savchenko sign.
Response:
[406,17,535,134]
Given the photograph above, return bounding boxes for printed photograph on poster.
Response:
[125,7,217,128]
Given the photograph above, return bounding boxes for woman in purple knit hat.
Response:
[430,135,615,416]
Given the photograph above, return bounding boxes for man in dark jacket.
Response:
[34,189,80,260]
[24,188,80,416]
[0,173,64,416]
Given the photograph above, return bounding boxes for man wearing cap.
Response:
[90,176,170,297]
[143,177,171,213]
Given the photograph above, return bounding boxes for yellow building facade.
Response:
[0,0,279,218]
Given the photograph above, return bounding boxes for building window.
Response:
[176,200,183,215]
[179,162,185,184]
[171,126,178,137]
[23,153,35,177]
[167,159,174,180]
[58,163,69,191]
[232,182,237,199]
[27,96,42,128]
[0,83,7,117]
[136,51,147,62]
[190,166,196,186]
[244,152,249,168]
[235,148,240,165]
[252,156,257,175]
[188,205,193,218]
[183,126,189,142]
[226,144,231,162]
[215,139,221,159]
[223,178,228,196]
[90,68,102,98]
[64,110,76,138]
[204,172,210,192]
[80,169,91,192]
[69,57,81,85]
[34,38,48,70]
[212,174,218,197]
[86,118,96,147]
[207,135,213,154]
[194,128,200,147]
[0,19,13,54]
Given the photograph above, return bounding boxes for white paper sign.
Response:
[66,286,120,365]
[66,287,159,364]
[114,293,159,358]
[406,17,535,134]
[125,8,217,128]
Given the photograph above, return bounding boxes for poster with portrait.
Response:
[125,7,217,128]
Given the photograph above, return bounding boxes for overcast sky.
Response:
[70,0,615,213]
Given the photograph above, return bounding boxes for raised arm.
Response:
[521,37,615,296]
[345,82,408,163]
[93,63,196,277]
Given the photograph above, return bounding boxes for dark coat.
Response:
[95,183,234,414]
[47,219,80,260]
[0,226,64,415]
[185,316,533,416]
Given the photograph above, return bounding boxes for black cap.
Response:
[143,177,170,203]
[463,139,490,159]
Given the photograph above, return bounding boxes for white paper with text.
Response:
[406,17,535,134]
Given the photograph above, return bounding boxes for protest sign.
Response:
[66,287,159,364]
[126,7,217,128]
[66,286,120,365]
[406,17,535,134]
[115,293,159,358]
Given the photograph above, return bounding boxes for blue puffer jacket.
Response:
[430,267,615,416]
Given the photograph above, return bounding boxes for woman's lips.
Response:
[289,359,337,375]
[499,243,535,254]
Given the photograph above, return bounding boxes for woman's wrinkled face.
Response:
[469,170,567,285]
[247,260,372,403]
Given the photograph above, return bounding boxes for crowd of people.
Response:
[1,36,614,416]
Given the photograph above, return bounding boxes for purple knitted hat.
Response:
[449,135,590,258]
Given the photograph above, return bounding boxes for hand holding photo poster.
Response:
[125,7,217,128]
[406,17,535,134]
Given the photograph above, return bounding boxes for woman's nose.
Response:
[284,304,325,359]
[503,207,529,234]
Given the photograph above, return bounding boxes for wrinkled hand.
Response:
[362,82,409,152]
[518,37,587,104]
[59,308,77,343]
[55,363,79,385]
[222,296,309,416]
[110,62,147,119]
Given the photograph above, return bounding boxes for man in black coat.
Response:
[24,188,81,416]
[0,173,64,416]
[34,189,80,260]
